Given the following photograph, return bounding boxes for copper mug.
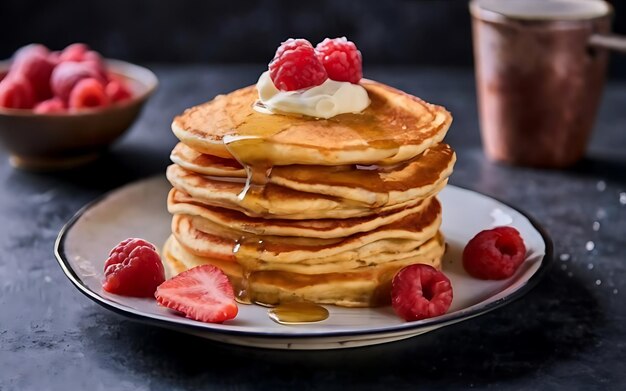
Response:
[470,0,626,168]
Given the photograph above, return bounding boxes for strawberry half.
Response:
[155,265,238,323]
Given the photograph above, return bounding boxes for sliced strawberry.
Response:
[103,238,165,297]
[105,80,132,102]
[155,265,238,323]
[68,78,109,110]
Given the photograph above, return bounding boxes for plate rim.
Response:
[54,176,554,340]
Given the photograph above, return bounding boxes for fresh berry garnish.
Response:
[268,38,328,91]
[10,51,55,101]
[391,264,453,321]
[0,75,35,109]
[3,43,131,113]
[59,43,90,62]
[82,50,109,81]
[155,265,238,323]
[105,80,132,102]
[103,238,165,297]
[12,44,49,65]
[463,226,527,280]
[68,78,109,110]
[48,51,62,65]
[51,61,106,101]
[315,37,363,84]
[34,97,66,114]
[82,50,103,64]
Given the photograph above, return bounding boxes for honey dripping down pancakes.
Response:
[164,38,455,308]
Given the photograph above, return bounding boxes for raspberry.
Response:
[34,97,66,114]
[12,44,49,65]
[0,75,35,109]
[463,226,527,280]
[82,50,103,64]
[103,238,165,297]
[269,38,328,91]
[82,50,109,81]
[391,264,453,321]
[68,78,109,110]
[48,51,62,66]
[51,61,106,101]
[59,43,90,62]
[105,80,132,102]
[10,51,55,101]
[315,37,363,84]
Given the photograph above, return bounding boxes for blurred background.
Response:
[2,0,625,78]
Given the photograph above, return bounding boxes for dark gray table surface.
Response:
[1,65,625,391]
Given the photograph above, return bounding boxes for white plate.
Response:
[55,176,552,350]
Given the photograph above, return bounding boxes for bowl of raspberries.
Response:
[0,43,158,170]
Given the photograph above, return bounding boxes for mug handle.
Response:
[589,34,626,53]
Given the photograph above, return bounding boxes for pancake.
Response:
[163,235,242,278]
[170,142,246,177]
[237,243,444,275]
[162,242,188,278]
[171,197,441,264]
[165,77,454,308]
[268,144,455,206]
[163,233,445,307]
[167,164,446,219]
[168,188,433,239]
[171,80,452,166]
[171,142,456,206]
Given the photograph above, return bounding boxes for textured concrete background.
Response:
[1,0,626,78]
[0,65,624,390]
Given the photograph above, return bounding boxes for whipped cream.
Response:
[255,71,370,119]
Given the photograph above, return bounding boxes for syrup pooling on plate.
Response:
[268,302,330,324]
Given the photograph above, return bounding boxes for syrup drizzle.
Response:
[220,93,415,321]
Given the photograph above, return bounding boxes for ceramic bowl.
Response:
[0,59,158,170]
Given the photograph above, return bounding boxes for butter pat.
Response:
[255,71,370,119]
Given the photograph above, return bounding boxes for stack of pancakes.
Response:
[163,81,455,307]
